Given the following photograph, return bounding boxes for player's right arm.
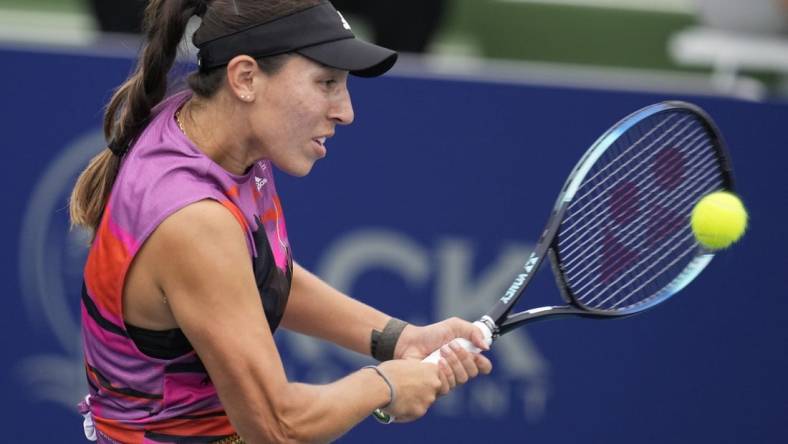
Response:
[145,200,442,442]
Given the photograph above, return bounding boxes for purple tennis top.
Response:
[79,91,293,443]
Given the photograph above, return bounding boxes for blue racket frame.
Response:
[485,101,735,338]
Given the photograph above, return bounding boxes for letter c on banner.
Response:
[315,229,430,295]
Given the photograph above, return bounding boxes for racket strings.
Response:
[566,114,690,211]
[566,179,719,309]
[564,125,704,241]
[581,228,696,308]
[564,161,716,277]
[559,130,703,248]
[566,175,716,304]
[554,110,726,312]
[561,145,719,274]
[559,129,712,258]
[564,170,722,296]
[560,117,701,239]
[629,251,714,311]
[607,237,700,309]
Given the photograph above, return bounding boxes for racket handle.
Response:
[423,320,493,363]
[372,321,493,424]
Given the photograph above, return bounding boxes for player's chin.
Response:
[277,158,319,177]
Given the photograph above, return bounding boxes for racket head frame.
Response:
[487,101,736,338]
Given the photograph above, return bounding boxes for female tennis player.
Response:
[69,0,492,442]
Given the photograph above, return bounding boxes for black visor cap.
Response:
[196,1,397,77]
[297,38,398,78]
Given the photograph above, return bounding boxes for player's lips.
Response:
[312,136,330,157]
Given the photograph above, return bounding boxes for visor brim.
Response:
[297,38,397,78]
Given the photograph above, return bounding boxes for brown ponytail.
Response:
[70,0,202,233]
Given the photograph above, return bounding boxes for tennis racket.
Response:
[374,101,735,423]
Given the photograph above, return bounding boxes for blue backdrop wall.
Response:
[1,45,786,443]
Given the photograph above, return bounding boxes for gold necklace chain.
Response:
[175,106,188,138]
[212,434,245,443]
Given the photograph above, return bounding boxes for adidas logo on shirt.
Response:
[255,176,268,191]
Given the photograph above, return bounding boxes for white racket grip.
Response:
[423,321,493,364]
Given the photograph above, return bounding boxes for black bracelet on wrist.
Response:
[370,318,408,361]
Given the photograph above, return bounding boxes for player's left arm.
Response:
[281,262,492,392]
[280,261,390,355]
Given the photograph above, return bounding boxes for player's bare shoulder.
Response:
[145,200,252,294]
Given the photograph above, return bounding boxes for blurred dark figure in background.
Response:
[89,0,146,34]
[331,0,447,53]
[89,0,447,52]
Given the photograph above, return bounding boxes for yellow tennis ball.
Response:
[690,191,748,250]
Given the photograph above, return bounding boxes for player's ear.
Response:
[225,55,259,102]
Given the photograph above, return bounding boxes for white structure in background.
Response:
[670,0,788,99]
[694,0,787,34]
[499,0,695,14]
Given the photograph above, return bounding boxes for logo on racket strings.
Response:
[501,252,538,303]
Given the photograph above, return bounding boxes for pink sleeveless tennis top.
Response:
[79,91,292,443]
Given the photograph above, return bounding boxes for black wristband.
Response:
[370,318,408,361]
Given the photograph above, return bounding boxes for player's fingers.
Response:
[474,353,493,375]
[447,317,490,351]
[470,327,490,351]
[438,359,453,395]
[442,344,469,384]
[441,358,457,389]
[450,341,479,378]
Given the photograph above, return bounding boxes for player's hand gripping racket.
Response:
[373,101,734,424]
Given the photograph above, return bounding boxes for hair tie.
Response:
[108,139,128,157]
[194,0,209,17]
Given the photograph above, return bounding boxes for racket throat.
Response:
[486,248,552,325]
[497,306,583,336]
